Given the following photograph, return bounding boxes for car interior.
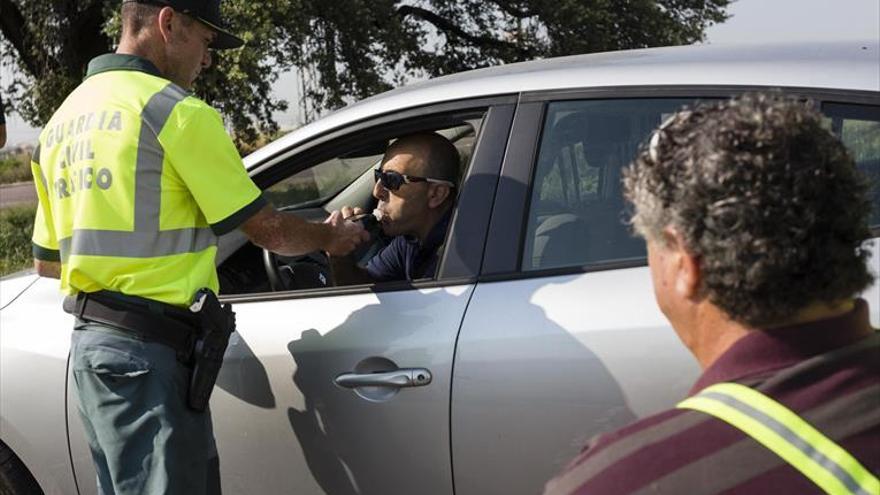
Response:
[525,111,635,270]
[216,117,482,296]
[824,103,880,230]
[522,100,694,272]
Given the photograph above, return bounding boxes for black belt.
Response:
[65,291,200,361]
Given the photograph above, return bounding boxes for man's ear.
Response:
[663,227,701,300]
[156,6,176,43]
[427,184,451,209]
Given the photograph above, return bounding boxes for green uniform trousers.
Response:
[71,322,220,494]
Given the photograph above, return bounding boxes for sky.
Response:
[3,0,879,146]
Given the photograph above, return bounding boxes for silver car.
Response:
[2,40,879,495]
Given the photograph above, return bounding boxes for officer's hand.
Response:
[323,211,370,256]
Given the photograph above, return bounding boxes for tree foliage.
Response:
[0,0,294,145]
[285,0,730,119]
[0,0,729,147]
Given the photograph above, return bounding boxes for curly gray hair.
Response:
[624,93,874,326]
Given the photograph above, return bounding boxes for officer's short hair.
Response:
[624,92,874,326]
[121,1,196,36]
[121,2,160,35]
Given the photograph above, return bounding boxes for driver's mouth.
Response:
[374,205,390,223]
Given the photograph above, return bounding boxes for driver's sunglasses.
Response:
[373,169,455,191]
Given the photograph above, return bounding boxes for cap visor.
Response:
[211,31,244,50]
[198,18,244,49]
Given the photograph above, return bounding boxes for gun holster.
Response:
[187,288,236,412]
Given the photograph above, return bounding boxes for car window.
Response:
[264,154,383,209]
[335,122,479,284]
[263,122,479,211]
[822,102,880,228]
[218,116,484,296]
[522,98,705,271]
[522,98,880,273]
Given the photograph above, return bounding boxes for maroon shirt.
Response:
[544,300,879,495]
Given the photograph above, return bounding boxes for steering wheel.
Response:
[262,249,283,291]
[262,249,332,291]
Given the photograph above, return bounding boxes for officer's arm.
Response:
[240,204,368,257]
[34,260,61,279]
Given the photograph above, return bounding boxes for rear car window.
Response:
[522,98,704,271]
[822,102,880,228]
[522,98,880,272]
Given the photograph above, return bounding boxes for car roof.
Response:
[246,40,880,168]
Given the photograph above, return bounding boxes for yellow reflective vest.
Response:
[679,382,879,495]
[31,54,265,307]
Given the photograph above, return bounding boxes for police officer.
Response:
[543,94,879,494]
[29,1,367,493]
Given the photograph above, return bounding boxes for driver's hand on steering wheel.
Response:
[324,210,370,256]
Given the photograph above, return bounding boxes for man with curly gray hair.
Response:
[543,93,879,495]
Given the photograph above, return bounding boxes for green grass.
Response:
[0,152,33,185]
[0,205,36,276]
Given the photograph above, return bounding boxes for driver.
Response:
[330,132,460,283]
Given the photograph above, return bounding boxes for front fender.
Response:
[0,276,77,494]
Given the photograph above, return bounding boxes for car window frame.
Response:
[220,96,517,304]
[480,85,880,283]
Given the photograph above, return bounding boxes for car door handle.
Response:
[335,368,433,389]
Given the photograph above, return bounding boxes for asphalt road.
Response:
[0,182,37,209]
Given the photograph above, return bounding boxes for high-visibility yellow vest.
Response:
[31,54,265,307]
[679,382,879,495]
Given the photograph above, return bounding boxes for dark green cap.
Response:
[126,0,244,49]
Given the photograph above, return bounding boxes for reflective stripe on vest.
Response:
[56,82,212,262]
[678,382,879,495]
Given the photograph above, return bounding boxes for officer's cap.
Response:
[126,0,244,50]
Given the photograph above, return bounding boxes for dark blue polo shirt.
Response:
[366,211,452,282]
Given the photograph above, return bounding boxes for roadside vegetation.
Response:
[0,205,36,276]
[0,152,32,184]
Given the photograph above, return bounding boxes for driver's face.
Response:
[372,150,431,238]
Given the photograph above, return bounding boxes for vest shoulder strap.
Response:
[678,382,879,495]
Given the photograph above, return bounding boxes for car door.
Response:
[211,101,514,495]
[450,89,880,495]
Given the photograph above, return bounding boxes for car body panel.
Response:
[453,242,879,495]
[0,277,73,495]
[0,272,39,309]
[451,267,698,495]
[67,285,474,494]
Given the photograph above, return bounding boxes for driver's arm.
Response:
[241,204,368,257]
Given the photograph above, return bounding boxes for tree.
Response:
[0,0,294,146]
[0,0,729,148]
[286,0,730,120]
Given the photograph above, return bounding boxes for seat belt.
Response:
[678,382,879,495]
